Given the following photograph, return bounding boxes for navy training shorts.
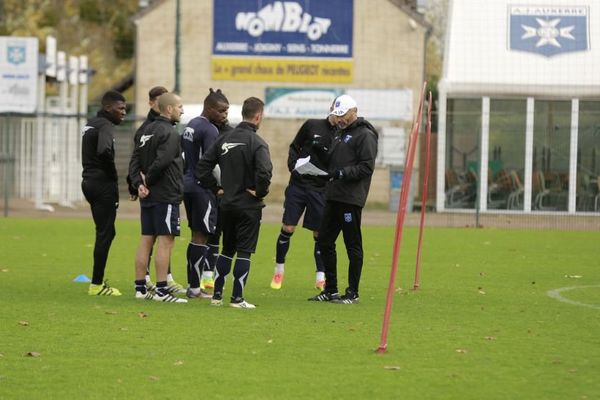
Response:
[183,189,217,235]
[220,207,262,254]
[140,202,181,236]
[282,183,326,231]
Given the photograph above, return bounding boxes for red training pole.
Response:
[413,91,433,290]
[377,82,427,354]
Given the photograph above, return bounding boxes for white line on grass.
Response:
[546,285,600,310]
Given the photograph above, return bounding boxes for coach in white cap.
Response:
[329,94,357,118]
[308,95,379,304]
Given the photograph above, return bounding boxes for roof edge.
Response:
[132,0,168,23]
[387,0,431,30]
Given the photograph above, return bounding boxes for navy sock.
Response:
[232,251,251,299]
[214,254,233,295]
[156,281,168,295]
[187,242,207,289]
[205,244,220,272]
[275,229,293,264]
[314,237,325,273]
[135,279,146,294]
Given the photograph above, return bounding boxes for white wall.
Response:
[441,0,600,97]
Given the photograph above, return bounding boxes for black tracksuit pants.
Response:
[82,179,118,285]
[318,200,363,295]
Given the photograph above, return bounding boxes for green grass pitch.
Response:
[0,218,598,399]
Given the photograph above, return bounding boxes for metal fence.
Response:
[0,112,141,212]
[1,109,598,230]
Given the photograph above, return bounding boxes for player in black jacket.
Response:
[126,86,184,294]
[203,120,234,288]
[81,90,126,296]
[129,93,186,303]
[309,95,379,304]
[270,111,336,291]
[196,97,272,309]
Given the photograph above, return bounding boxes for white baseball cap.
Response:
[329,94,357,116]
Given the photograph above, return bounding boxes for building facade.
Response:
[134,0,428,205]
[438,0,600,214]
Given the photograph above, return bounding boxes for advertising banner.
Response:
[265,87,413,120]
[265,87,340,118]
[213,0,353,82]
[213,0,352,58]
[0,37,38,113]
[212,57,352,83]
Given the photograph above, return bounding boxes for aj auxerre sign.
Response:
[508,5,589,57]
[0,37,38,113]
[212,0,353,82]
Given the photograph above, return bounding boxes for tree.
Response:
[0,0,137,101]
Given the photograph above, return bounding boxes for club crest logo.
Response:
[7,43,26,65]
[343,134,352,143]
[344,213,352,223]
[508,5,589,57]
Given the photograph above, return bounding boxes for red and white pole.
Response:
[413,91,433,290]
[377,82,427,354]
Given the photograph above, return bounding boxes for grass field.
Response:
[0,218,598,399]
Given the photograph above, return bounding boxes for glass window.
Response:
[532,100,571,212]
[488,100,527,210]
[576,101,600,212]
[445,99,480,209]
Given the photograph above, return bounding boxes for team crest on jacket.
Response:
[344,213,352,223]
[343,135,352,143]
[221,142,246,155]
[182,127,194,141]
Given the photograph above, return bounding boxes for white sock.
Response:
[188,287,200,295]
[167,273,174,282]
[145,275,152,283]
[275,263,284,274]
[202,271,213,280]
[316,272,325,282]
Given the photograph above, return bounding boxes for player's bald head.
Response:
[157,93,181,113]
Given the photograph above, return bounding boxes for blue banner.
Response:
[509,5,589,58]
[213,0,353,58]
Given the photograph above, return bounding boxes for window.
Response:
[445,99,480,209]
[576,101,600,212]
[532,100,571,211]
[488,100,527,210]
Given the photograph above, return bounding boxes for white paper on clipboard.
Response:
[293,156,328,176]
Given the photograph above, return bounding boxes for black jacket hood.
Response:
[351,117,379,138]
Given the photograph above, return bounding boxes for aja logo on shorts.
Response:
[344,213,352,223]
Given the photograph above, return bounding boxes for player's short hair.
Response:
[241,97,264,120]
[204,88,229,108]
[101,90,125,107]
[148,86,168,101]
[157,92,180,113]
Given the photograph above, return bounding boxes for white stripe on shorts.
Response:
[203,201,212,232]
[165,204,172,234]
